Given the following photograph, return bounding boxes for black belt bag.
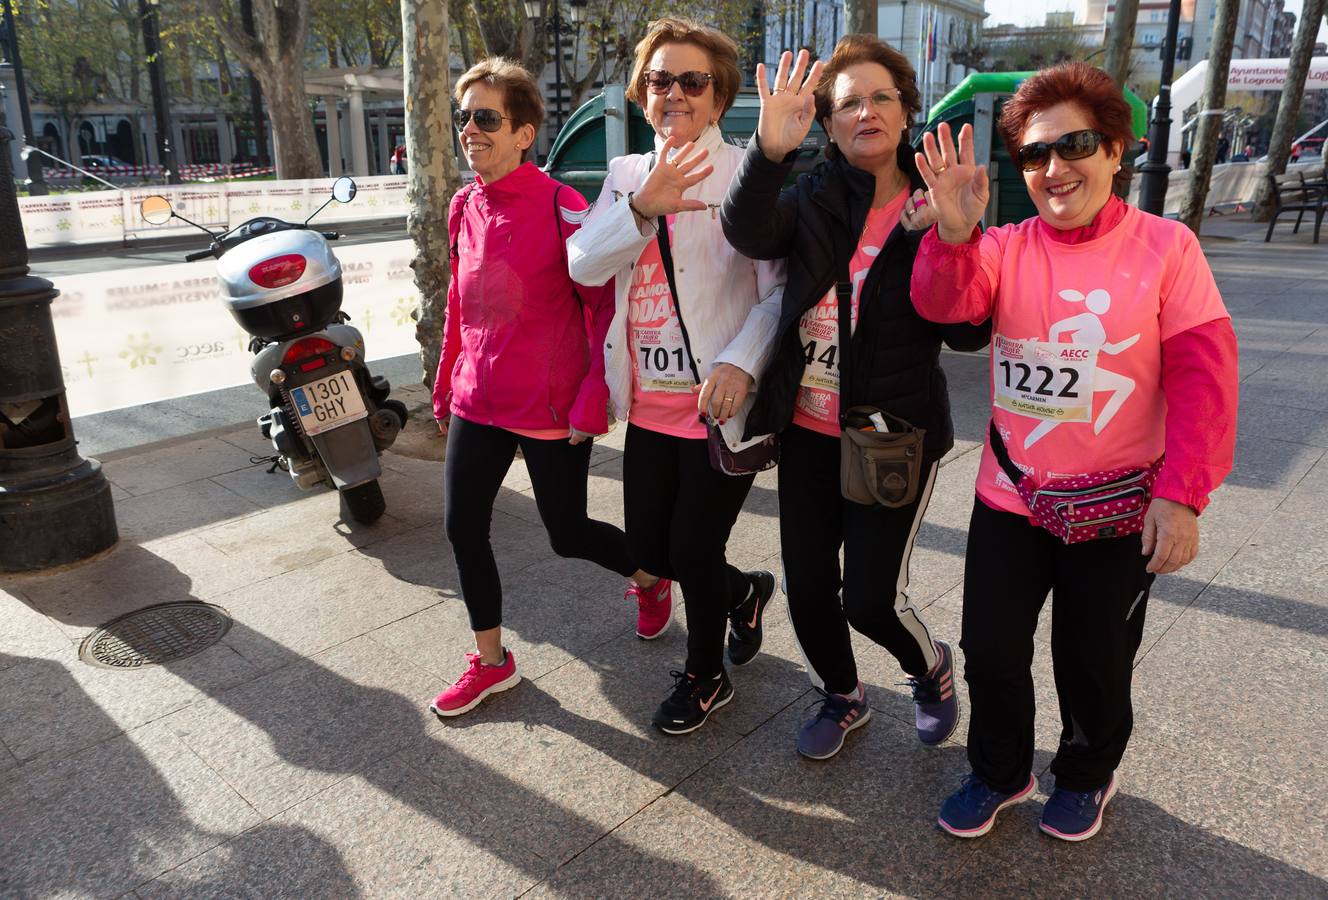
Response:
[832,280,925,507]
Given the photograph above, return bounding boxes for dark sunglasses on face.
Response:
[454,107,513,133]
[1016,129,1108,172]
[642,69,714,97]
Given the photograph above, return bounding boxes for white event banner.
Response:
[1126,158,1323,217]
[20,175,411,249]
[53,238,423,418]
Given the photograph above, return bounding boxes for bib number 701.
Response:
[640,346,686,373]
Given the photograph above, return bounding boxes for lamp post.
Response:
[1,0,48,195]
[0,126,118,572]
[523,0,587,134]
[1137,0,1183,215]
[138,0,180,184]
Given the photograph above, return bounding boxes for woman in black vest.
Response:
[721,37,989,760]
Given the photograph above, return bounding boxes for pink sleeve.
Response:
[1158,224,1231,341]
[910,225,998,325]
[560,189,612,435]
[1153,319,1238,514]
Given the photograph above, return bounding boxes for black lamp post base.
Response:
[0,440,118,573]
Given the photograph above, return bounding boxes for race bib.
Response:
[629,234,693,394]
[992,334,1097,423]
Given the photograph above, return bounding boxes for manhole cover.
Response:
[79,602,232,669]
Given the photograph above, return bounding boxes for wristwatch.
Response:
[626,192,656,231]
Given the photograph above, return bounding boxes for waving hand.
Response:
[755,49,825,163]
[915,122,990,243]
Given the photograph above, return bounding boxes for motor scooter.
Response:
[139,177,408,524]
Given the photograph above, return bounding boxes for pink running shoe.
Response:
[626,578,673,640]
[430,650,520,717]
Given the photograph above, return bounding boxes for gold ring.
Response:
[935,164,949,173]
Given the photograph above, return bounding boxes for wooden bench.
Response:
[1264,170,1327,244]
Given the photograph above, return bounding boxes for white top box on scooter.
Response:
[217,227,344,341]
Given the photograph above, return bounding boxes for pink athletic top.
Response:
[628,216,707,439]
[793,190,909,437]
[912,196,1237,515]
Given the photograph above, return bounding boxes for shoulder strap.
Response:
[835,279,853,425]
[654,214,702,387]
[987,419,1025,486]
[448,183,477,258]
[552,184,585,311]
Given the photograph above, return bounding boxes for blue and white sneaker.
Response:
[907,639,960,745]
[938,772,1037,838]
[796,684,871,760]
[1039,773,1120,842]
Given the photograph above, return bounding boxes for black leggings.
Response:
[623,423,755,679]
[962,498,1155,793]
[443,414,637,632]
[778,425,941,695]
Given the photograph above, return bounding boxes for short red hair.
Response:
[998,62,1134,160]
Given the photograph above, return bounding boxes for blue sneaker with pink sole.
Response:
[938,772,1038,838]
[1039,773,1120,842]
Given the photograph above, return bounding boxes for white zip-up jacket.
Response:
[566,124,785,450]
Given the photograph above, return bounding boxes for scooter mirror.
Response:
[140,195,174,226]
[332,176,357,203]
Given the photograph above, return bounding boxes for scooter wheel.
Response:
[340,479,386,525]
[383,399,409,429]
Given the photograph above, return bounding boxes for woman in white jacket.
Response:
[567,16,785,735]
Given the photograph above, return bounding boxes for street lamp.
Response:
[138,0,180,184]
[1137,0,1183,215]
[524,0,587,133]
[1,0,49,195]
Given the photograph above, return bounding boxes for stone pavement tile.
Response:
[14,536,287,640]
[109,480,132,502]
[368,569,633,683]
[206,460,310,510]
[0,637,259,766]
[0,720,261,899]
[195,485,413,572]
[1226,432,1324,488]
[527,793,836,899]
[103,437,260,497]
[1236,399,1328,448]
[1209,511,1328,611]
[136,754,550,900]
[1241,366,1328,415]
[1131,604,1327,794]
[210,551,444,673]
[1195,581,1325,639]
[0,588,71,666]
[163,635,443,817]
[216,425,275,459]
[0,740,16,773]
[112,476,264,544]
[667,701,978,897]
[374,465,445,527]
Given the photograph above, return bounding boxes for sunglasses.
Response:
[454,107,513,133]
[642,69,714,97]
[1015,129,1108,172]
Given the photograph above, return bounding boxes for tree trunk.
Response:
[1252,0,1327,220]
[206,0,324,180]
[843,0,875,36]
[1103,0,1140,88]
[402,0,462,388]
[1178,0,1238,233]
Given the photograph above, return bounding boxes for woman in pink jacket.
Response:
[909,64,1237,842]
[429,59,666,718]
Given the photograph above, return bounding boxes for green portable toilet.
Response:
[545,85,827,199]
[913,73,1148,227]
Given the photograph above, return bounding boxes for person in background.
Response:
[911,62,1237,842]
[430,58,667,718]
[568,18,785,735]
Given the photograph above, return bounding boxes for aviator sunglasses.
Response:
[1015,129,1108,172]
[642,69,715,97]
[454,107,514,133]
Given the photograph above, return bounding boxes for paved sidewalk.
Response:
[1,216,1325,897]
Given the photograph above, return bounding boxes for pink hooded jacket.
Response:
[432,163,615,434]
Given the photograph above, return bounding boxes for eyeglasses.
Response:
[832,89,901,117]
[454,107,513,133]
[1015,129,1107,172]
[642,69,714,97]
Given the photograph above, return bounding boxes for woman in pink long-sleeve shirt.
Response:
[908,63,1237,842]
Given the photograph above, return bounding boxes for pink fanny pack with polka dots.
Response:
[988,421,1162,544]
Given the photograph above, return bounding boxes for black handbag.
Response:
[654,212,780,476]
[832,278,925,507]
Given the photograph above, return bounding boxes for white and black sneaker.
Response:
[727,570,776,666]
[651,669,733,734]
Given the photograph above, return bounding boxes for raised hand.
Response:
[755,49,825,163]
[915,122,989,243]
[631,134,715,220]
